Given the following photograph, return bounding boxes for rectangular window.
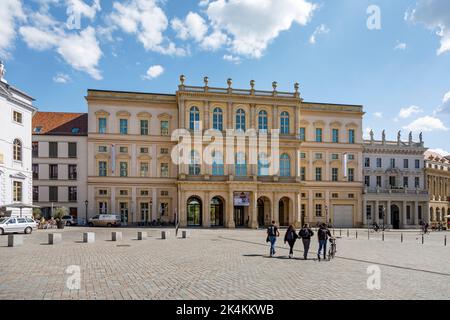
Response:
[49,186,58,202]
[13,111,22,124]
[140,162,149,177]
[300,167,306,181]
[68,186,77,202]
[332,193,339,198]
[332,168,338,182]
[68,142,77,158]
[32,142,38,158]
[140,202,149,221]
[160,203,169,216]
[140,147,149,154]
[347,154,355,160]
[366,205,372,220]
[364,157,370,168]
[160,148,169,154]
[98,145,107,152]
[119,146,128,153]
[32,164,39,180]
[140,119,149,135]
[99,202,107,214]
[161,120,169,136]
[418,206,422,220]
[377,158,382,168]
[315,167,322,181]
[315,204,322,217]
[140,190,149,196]
[49,164,58,180]
[299,127,306,141]
[365,175,370,187]
[348,129,355,144]
[403,176,409,188]
[120,162,128,177]
[300,152,306,159]
[415,159,420,169]
[119,190,128,196]
[332,129,339,143]
[403,159,409,169]
[415,177,420,188]
[406,206,411,220]
[13,181,22,202]
[49,142,58,158]
[98,189,108,196]
[161,191,169,196]
[315,193,322,198]
[119,119,128,135]
[315,153,322,160]
[390,158,396,168]
[348,194,354,199]
[376,176,382,187]
[98,161,107,177]
[68,164,77,180]
[389,176,396,188]
[379,206,384,220]
[315,128,323,142]
[98,118,107,134]
[331,154,339,160]
[33,186,39,202]
[161,163,169,177]
[348,168,354,182]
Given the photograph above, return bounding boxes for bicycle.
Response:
[327,238,337,261]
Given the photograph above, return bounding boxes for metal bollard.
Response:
[356,230,358,239]
[368,229,370,240]
[382,231,384,241]
[347,229,349,237]
[340,229,342,236]
[333,229,335,236]
[422,234,424,244]
[445,235,447,246]
[401,233,403,243]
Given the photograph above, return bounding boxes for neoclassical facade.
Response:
[85,77,364,228]
[362,131,429,229]
[425,151,450,229]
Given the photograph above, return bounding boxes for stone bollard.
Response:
[112,232,122,241]
[83,232,95,243]
[137,231,147,240]
[182,230,189,239]
[161,231,170,239]
[8,234,23,247]
[48,233,62,245]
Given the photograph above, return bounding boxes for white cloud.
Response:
[428,148,450,156]
[407,0,450,55]
[19,26,60,50]
[143,65,164,79]
[65,0,101,21]
[438,90,450,113]
[309,24,329,44]
[403,116,448,132]
[373,112,383,118]
[200,30,229,50]
[223,54,241,64]
[399,105,423,118]
[53,73,71,83]
[394,41,407,50]
[172,12,208,42]
[205,0,317,58]
[0,0,26,58]
[110,0,186,56]
[199,0,210,7]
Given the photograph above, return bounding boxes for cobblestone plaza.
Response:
[0,227,449,300]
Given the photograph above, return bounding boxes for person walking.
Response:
[317,223,332,261]
[299,223,314,260]
[284,225,299,258]
[267,220,280,257]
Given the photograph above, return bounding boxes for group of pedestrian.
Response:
[266,221,334,261]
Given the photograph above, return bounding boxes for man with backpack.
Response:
[267,220,280,257]
[317,223,333,261]
[284,225,299,258]
[298,223,314,260]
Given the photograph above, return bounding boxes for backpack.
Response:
[286,230,295,241]
[299,228,309,239]
[267,226,276,237]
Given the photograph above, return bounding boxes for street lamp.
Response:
[382,206,386,231]
[84,200,88,225]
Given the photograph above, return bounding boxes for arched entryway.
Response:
[391,204,400,229]
[279,197,291,227]
[257,197,271,228]
[430,207,434,222]
[210,197,224,227]
[187,196,202,226]
[436,208,441,222]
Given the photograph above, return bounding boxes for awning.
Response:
[1,203,40,209]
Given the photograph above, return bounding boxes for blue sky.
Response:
[1,0,450,154]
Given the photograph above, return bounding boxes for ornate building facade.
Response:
[362,131,429,229]
[85,77,364,228]
[425,151,450,229]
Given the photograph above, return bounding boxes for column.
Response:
[204,101,210,129]
[202,192,210,228]
[272,192,279,225]
[272,105,278,130]
[424,204,430,224]
[227,102,233,129]
[325,191,330,225]
[375,200,380,224]
[250,104,256,129]
[110,188,116,214]
[179,190,187,227]
[294,192,301,227]
[227,191,235,228]
[414,201,419,226]
[152,188,157,221]
[402,201,407,228]
[179,99,185,128]
[294,106,299,136]
[308,190,314,224]
[308,150,313,181]
[250,191,258,229]
[362,198,367,226]
[386,200,391,227]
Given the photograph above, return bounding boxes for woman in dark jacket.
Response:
[284,225,299,258]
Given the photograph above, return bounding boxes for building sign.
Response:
[234,192,250,206]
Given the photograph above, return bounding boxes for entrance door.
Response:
[210,197,224,227]
[391,205,400,229]
[234,207,245,227]
[187,197,202,226]
[257,199,265,227]
[119,202,128,225]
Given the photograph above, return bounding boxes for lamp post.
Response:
[84,200,88,225]
[382,206,386,231]
[325,205,329,227]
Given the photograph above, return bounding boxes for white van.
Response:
[88,214,121,227]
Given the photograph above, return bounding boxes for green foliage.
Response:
[52,207,68,220]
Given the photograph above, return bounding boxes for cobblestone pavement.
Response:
[0,227,449,300]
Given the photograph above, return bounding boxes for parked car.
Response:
[62,215,78,226]
[88,214,121,227]
[0,217,38,235]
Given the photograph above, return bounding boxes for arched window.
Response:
[236,109,246,131]
[212,107,223,131]
[258,152,270,176]
[280,153,291,177]
[189,106,200,130]
[280,111,290,134]
[258,110,268,132]
[189,150,201,176]
[13,139,22,161]
[235,152,247,176]
[212,151,224,176]
[187,197,202,226]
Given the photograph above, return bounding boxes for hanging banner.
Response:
[234,192,250,206]
[343,153,348,178]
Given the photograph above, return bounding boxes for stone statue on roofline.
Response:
[419,132,423,144]
[382,130,386,143]
[409,131,413,144]
[370,129,374,142]
[397,130,401,143]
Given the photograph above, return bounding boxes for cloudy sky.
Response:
[1,0,450,154]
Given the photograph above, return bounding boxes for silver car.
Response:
[0,217,37,235]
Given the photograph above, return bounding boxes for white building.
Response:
[0,62,36,218]
[32,112,88,223]
[362,130,429,229]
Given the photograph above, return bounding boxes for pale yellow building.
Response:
[85,77,364,228]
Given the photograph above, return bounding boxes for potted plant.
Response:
[32,208,41,221]
[53,207,68,229]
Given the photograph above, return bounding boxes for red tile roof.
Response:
[32,112,87,135]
